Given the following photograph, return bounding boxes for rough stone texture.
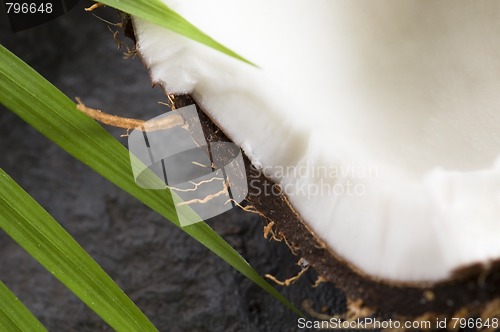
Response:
[0,3,343,331]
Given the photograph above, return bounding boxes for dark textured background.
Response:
[0,2,343,331]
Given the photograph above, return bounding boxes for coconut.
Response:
[127,0,500,320]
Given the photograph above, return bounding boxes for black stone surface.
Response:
[0,2,343,331]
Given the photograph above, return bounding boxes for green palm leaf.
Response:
[0,280,47,332]
[0,43,300,318]
[0,170,158,331]
[96,0,256,66]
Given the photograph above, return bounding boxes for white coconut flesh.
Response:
[132,0,500,283]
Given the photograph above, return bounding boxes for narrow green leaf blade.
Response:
[96,0,256,66]
[0,170,158,332]
[0,280,47,332]
[0,44,301,315]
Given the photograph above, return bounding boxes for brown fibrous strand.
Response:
[75,97,184,132]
